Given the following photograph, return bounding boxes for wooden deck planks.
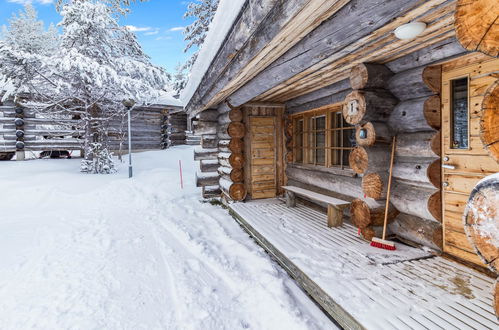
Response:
[229,199,499,330]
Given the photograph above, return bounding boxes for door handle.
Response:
[442,164,456,170]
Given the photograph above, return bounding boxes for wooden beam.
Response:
[204,0,351,109]
[258,4,457,102]
[225,0,454,106]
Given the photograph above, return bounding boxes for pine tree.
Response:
[2,4,58,55]
[181,0,219,74]
[172,63,188,96]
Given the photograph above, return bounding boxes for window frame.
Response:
[291,103,356,171]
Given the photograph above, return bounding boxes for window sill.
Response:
[287,163,357,178]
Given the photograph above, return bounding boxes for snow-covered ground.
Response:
[0,146,336,330]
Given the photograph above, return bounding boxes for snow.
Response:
[0,146,336,329]
[152,90,184,107]
[181,0,246,105]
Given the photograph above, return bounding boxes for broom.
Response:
[370,136,397,251]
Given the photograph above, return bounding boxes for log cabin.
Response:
[184,0,499,323]
[0,89,186,160]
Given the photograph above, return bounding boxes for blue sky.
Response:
[0,0,197,73]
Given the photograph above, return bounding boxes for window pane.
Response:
[295,120,303,163]
[451,77,469,149]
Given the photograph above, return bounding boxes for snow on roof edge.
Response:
[180,0,246,109]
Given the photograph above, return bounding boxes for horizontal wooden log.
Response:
[350,199,399,229]
[228,138,244,153]
[359,226,384,242]
[201,134,218,149]
[220,177,246,201]
[218,152,245,169]
[361,172,387,200]
[194,148,218,161]
[196,172,220,187]
[219,122,245,140]
[424,95,441,130]
[391,181,441,222]
[388,213,443,251]
[422,65,442,94]
[194,121,217,135]
[355,122,392,147]
[455,0,499,57]
[396,131,440,158]
[200,159,219,173]
[481,81,499,162]
[218,166,244,183]
[343,90,398,125]
[349,63,393,90]
[463,175,499,273]
[388,97,436,133]
[349,145,391,174]
[286,164,384,209]
[202,186,221,199]
[198,109,219,122]
[219,0,429,108]
[393,157,441,188]
[218,108,244,125]
[388,66,434,101]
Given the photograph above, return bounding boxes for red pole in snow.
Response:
[179,160,184,189]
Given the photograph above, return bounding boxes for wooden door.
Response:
[249,116,277,199]
[442,55,499,266]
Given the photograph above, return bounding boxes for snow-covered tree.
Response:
[172,63,188,96]
[181,0,219,73]
[0,1,170,174]
[1,4,59,55]
[56,0,144,14]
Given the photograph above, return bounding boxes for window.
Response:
[292,104,356,169]
[450,77,469,149]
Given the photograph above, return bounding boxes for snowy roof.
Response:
[152,90,184,107]
[180,0,246,106]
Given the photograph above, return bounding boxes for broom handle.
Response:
[382,136,396,240]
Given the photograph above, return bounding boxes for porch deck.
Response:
[229,199,498,330]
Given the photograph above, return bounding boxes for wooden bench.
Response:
[282,186,350,228]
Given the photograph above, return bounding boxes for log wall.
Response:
[0,99,187,158]
[282,40,470,250]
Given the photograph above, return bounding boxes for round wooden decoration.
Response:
[463,176,499,274]
[343,91,366,125]
[230,183,247,201]
[355,122,376,147]
[481,81,499,163]
[455,0,499,57]
[362,173,384,200]
[348,146,368,174]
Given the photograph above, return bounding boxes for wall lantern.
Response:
[394,22,426,40]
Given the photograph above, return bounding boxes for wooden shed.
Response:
[184,0,499,325]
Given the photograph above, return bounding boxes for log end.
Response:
[424,95,442,130]
[427,159,442,189]
[343,91,366,125]
[428,191,442,223]
[481,82,499,163]
[464,176,499,274]
[351,199,371,229]
[229,183,247,201]
[349,146,368,174]
[362,173,384,200]
[455,0,499,57]
[356,122,376,147]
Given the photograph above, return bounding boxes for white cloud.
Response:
[125,25,153,32]
[169,27,185,32]
[144,30,159,36]
[7,0,53,4]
